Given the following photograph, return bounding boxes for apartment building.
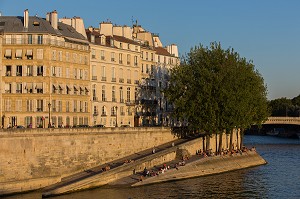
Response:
[0,10,179,128]
[0,10,90,128]
[86,23,140,127]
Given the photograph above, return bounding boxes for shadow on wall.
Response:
[171,127,204,138]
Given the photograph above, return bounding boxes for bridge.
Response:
[264,117,300,125]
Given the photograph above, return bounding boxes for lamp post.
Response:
[48,103,51,128]
[115,106,118,127]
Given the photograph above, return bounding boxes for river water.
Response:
[4,135,300,199]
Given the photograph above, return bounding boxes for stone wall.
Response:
[0,127,176,195]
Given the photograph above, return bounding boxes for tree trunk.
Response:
[240,128,244,149]
[236,128,239,149]
[215,133,218,153]
[229,129,233,151]
[218,131,223,154]
[202,136,206,151]
[206,134,211,152]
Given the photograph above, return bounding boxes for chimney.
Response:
[24,9,29,29]
[46,12,50,21]
[51,10,58,29]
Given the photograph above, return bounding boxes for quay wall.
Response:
[0,127,241,195]
[0,127,176,195]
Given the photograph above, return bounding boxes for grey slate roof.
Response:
[0,16,86,41]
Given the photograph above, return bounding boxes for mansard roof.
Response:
[0,16,86,40]
[155,47,171,56]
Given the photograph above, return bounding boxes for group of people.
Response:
[196,145,256,158]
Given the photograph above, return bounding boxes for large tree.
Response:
[165,42,269,150]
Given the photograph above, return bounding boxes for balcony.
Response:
[127,79,131,84]
[141,99,158,105]
[93,97,98,101]
[111,77,116,82]
[92,76,98,80]
[119,78,124,83]
[134,80,139,84]
[101,77,107,81]
[93,111,99,116]
[36,108,43,112]
[126,100,136,106]
[112,98,117,102]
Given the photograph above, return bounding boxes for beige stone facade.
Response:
[0,10,90,128]
[0,10,179,128]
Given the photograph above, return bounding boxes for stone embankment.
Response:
[131,150,266,187]
[42,136,266,197]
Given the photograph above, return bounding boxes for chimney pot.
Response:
[24,9,29,29]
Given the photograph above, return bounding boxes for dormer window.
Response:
[101,35,106,45]
[110,38,114,47]
[91,35,95,43]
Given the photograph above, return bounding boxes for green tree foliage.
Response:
[165,42,269,149]
[269,95,300,117]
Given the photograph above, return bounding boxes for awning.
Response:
[15,49,22,58]
[66,85,72,91]
[5,49,12,57]
[36,83,43,89]
[26,49,33,56]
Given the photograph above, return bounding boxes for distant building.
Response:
[0,9,179,128]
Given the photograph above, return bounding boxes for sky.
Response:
[1,0,300,100]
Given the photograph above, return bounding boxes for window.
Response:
[37,49,43,59]
[37,100,43,112]
[37,66,43,76]
[16,83,22,93]
[101,36,105,45]
[52,50,56,60]
[119,53,123,64]
[120,42,123,49]
[37,35,43,44]
[5,35,12,44]
[66,101,70,112]
[6,65,12,76]
[120,87,124,103]
[26,83,33,93]
[92,49,96,59]
[101,106,106,116]
[74,68,77,79]
[127,54,131,65]
[101,66,106,81]
[4,49,12,59]
[15,49,22,59]
[52,66,56,76]
[26,49,33,59]
[112,86,116,102]
[112,67,116,82]
[101,50,105,60]
[28,34,33,44]
[111,52,115,62]
[26,100,33,112]
[16,100,22,112]
[58,51,62,61]
[134,56,138,66]
[151,53,154,61]
[5,83,11,93]
[91,35,95,43]
[36,83,43,93]
[146,52,148,60]
[74,100,77,112]
[16,35,22,44]
[127,87,131,102]
[27,66,33,76]
[84,102,88,113]
[102,85,106,101]
[58,101,62,112]
[16,65,22,76]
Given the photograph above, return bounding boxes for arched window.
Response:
[102,106,106,116]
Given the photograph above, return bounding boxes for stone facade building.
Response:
[0,10,179,128]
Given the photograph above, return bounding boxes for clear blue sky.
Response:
[1,0,300,100]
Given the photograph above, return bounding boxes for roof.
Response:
[112,35,139,45]
[0,16,86,40]
[155,47,171,56]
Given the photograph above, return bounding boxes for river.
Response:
[4,135,300,199]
